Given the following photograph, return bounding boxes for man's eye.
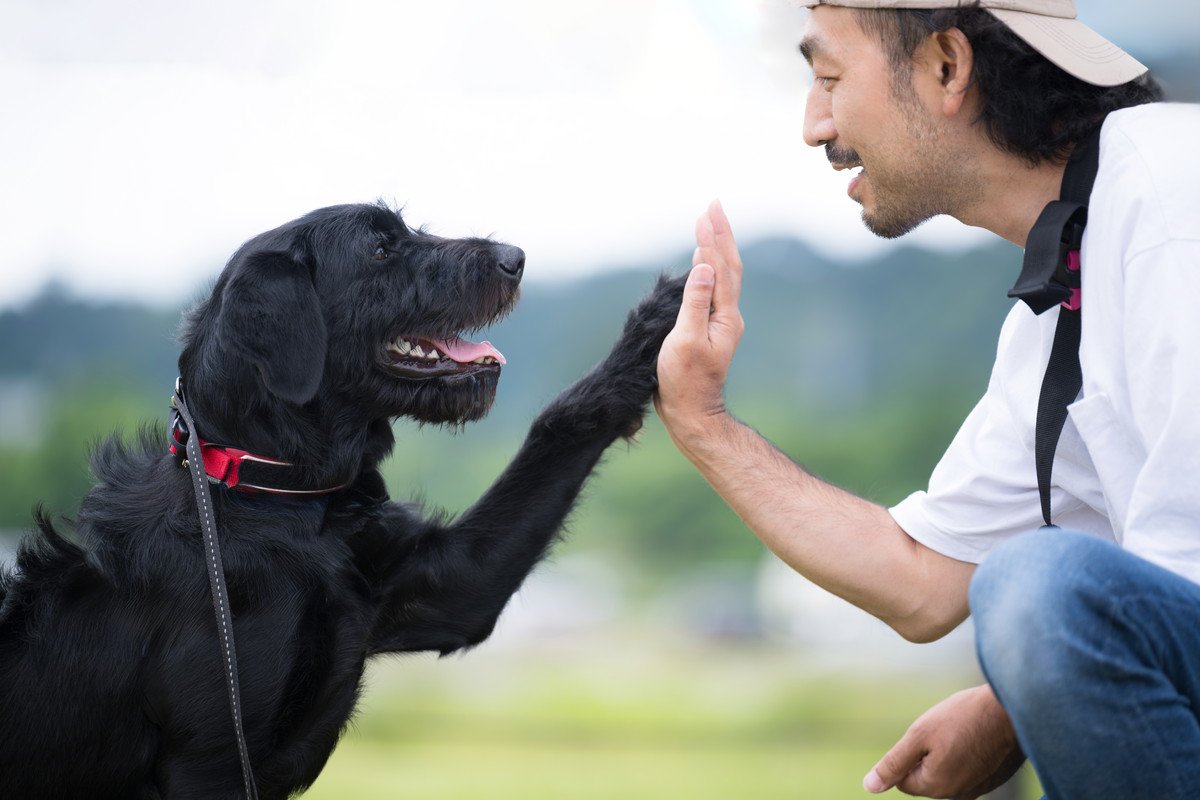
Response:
[816,77,837,90]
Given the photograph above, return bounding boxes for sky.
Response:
[1,0,1194,308]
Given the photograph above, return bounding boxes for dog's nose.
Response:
[495,245,525,280]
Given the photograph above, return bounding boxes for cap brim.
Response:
[988,9,1148,87]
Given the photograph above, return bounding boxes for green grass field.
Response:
[304,643,1041,799]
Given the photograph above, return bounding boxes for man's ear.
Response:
[932,27,974,116]
[216,250,328,405]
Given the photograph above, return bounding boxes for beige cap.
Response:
[805,0,1148,87]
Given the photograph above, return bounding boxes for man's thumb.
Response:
[676,264,715,333]
[866,735,923,794]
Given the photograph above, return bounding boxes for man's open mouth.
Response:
[380,333,505,379]
[833,161,867,198]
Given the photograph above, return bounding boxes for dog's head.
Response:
[181,203,522,428]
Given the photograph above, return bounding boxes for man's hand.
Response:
[654,199,745,440]
[865,684,1025,799]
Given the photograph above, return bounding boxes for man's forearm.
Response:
[667,411,974,642]
[654,203,972,640]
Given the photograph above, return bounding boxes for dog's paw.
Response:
[539,273,686,444]
[595,272,688,433]
[613,272,689,376]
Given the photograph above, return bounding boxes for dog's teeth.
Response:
[427,349,440,359]
[397,340,411,354]
[411,345,424,357]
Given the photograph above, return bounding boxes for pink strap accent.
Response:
[171,427,292,490]
[1062,250,1082,311]
[200,444,242,487]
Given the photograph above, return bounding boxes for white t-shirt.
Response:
[890,102,1200,585]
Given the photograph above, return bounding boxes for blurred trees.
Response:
[0,237,1020,576]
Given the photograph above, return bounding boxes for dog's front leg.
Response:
[367,274,686,656]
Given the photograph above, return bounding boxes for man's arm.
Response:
[655,201,975,642]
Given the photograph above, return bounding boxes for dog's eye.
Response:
[371,243,390,262]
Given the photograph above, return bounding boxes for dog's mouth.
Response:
[379,333,505,379]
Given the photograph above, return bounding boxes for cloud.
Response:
[0,0,1181,307]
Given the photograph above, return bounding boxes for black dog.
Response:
[0,202,685,799]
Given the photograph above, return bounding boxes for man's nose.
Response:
[802,80,837,148]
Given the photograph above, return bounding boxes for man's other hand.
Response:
[654,199,745,441]
[865,684,1026,799]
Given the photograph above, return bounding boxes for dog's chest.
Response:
[229,556,375,793]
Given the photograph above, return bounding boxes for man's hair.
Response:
[855,4,1163,164]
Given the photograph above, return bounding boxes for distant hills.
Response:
[1,235,1024,416]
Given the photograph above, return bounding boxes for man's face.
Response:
[800,6,978,238]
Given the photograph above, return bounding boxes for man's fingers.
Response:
[672,264,715,340]
[694,214,720,273]
[694,201,739,267]
[695,207,717,250]
[698,200,743,313]
[707,199,742,273]
[866,733,928,794]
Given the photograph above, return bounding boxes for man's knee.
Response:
[969,530,1113,698]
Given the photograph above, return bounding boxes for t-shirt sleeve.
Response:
[889,312,1051,563]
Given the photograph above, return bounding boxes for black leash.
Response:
[1008,126,1103,528]
[170,379,260,800]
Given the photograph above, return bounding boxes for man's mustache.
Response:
[826,142,863,167]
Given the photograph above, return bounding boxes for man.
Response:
[655,1,1200,798]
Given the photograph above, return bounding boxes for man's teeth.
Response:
[387,337,498,364]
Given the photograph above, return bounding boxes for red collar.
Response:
[169,386,350,496]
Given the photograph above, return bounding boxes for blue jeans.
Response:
[969,529,1200,800]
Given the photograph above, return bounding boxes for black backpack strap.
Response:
[1008,126,1103,527]
[1061,128,1103,205]
[1035,306,1082,526]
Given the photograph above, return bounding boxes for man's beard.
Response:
[860,164,948,239]
[828,108,982,240]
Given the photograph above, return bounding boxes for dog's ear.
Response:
[217,250,328,405]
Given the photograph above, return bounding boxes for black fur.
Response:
[0,202,686,799]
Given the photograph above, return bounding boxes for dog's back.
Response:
[0,476,161,797]
[0,432,373,798]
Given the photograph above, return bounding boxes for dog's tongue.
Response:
[430,335,507,365]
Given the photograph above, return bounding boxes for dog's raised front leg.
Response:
[366,274,686,655]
